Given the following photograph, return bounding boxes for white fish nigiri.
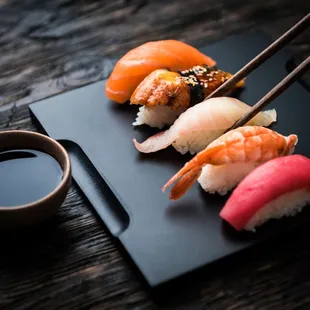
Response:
[133,97,277,155]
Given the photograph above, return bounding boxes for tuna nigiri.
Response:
[162,126,298,200]
[105,40,216,104]
[220,155,310,232]
[133,97,277,155]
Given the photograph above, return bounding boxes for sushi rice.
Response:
[133,105,187,129]
[245,189,310,231]
[198,162,260,196]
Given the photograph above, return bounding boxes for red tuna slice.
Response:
[219,155,310,231]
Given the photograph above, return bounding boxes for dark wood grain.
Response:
[0,1,310,309]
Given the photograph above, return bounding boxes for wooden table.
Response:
[1,1,310,309]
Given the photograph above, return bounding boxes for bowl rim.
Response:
[0,130,71,211]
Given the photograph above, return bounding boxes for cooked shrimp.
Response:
[162,126,298,200]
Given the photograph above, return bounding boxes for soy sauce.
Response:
[0,149,63,207]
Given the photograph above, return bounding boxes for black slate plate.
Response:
[29,30,310,289]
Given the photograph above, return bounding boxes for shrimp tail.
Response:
[169,167,203,200]
[162,142,225,194]
[162,160,200,192]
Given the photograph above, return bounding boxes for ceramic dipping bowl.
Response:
[0,130,71,231]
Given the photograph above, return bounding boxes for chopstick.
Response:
[205,12,310,133]
[224,56,310,132]
[206,13,310,100]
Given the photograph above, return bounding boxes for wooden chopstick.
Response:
[206,13,310,100]
[224,56,310,133]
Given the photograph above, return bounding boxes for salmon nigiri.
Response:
[220,155,310,231]
[162,126,298,200]
[105,40,216,104]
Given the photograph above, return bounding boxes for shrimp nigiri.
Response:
[105,40,216,104]
[162,126,298,200]
[220,155,310,232]
[133,97,277,154]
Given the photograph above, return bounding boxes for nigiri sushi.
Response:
[162,126,298,200]
[220,155,310,232]
[133,97,277,155]
[131,66,245,129]
[106,40,216,104]
[131,69,191,129]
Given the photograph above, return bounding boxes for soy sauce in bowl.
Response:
[0,149,63,207]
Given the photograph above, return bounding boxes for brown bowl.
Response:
[0,130,71,231]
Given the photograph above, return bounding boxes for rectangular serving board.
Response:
[29,30,310,289]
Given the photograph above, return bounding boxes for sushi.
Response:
[162,126,298,200]
[133,97,277,155]
[105,40,216,104]
[131,69,191,129]
[131,66,244,129]
[105,39,245,129]
[220,155,310,232]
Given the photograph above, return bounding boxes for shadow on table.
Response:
[0,215,70,273]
